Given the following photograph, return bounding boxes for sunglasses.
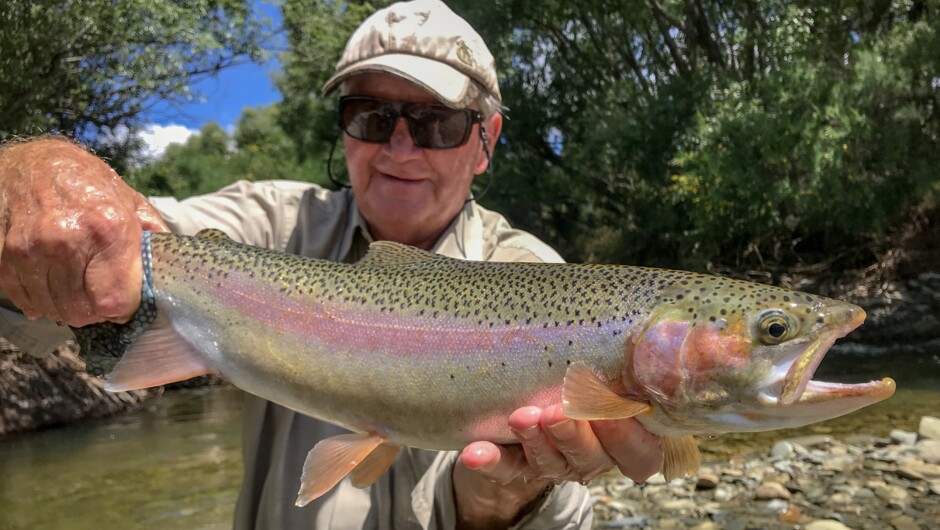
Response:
[338,96,484,149]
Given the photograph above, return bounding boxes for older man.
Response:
[0,1,662,528]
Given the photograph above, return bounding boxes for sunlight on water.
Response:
[0,386,245,530]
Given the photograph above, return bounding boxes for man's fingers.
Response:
[509,407,573,482]
[459,441,528,485]
[541,404,616,482]
[591,417,664,483]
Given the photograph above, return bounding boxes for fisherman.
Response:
[0,0,663,527]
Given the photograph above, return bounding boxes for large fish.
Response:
[74,230,895,506]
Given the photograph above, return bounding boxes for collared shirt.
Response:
[2,180,594,529]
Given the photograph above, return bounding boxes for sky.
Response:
[140,1,284,157]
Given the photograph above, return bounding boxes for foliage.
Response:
[131,106,328,198]
[0,0,267,146]
[448,0,940,269]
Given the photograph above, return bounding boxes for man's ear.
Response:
[474,112,503,175]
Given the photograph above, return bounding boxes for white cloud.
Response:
[138,124,197,159]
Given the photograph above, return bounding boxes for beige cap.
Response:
[321,0,501,107]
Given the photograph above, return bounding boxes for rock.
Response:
[659,499,697,512]
[805,520,852,530]
[765,499,789,513]
[695,472,719,490]
[890,515,922,530]
[896,463,926,481]
[920,416,940,441]
[600,516,648,529]
[891,429,919,446]
[918,463,940,479]
[916,439,940,464]
[689,523,719,530]
[755,481,791,500]
[827,491,853,505]
[771,440,796,458]
[874,483,910,509]
[779,505,802,524]
[713,484,738,502]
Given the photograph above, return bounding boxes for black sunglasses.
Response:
[338,96,484,149]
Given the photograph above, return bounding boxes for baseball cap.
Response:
[321,0,501,108]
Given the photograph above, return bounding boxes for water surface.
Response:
[0,353,937,529]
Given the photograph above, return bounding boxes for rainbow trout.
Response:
[74,230,895,505]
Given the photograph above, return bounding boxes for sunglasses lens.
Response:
[407,106,472,149]
[339,97,476,148]
[340,99,395,142]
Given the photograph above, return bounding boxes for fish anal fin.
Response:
[296,432,385,507]
[105,314,212,392]
[562,362,652,420]
[349,443,401,488]
[661,435,701,481]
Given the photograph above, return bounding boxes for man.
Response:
[0,0,662,527]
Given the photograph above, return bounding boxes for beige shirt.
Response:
[152,180,594,529]
[0,180,594,529]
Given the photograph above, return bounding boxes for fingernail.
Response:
[547,419,576,440]
[512,425,540,441]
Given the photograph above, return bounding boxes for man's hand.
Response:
[0,138,168,327]
[453,404,663,529]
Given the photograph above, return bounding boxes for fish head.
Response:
[628,275,895,434]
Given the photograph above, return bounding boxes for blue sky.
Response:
[140,1,285,155]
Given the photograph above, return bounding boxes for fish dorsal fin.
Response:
[661,435,701,481]
[296,432,386,506]
[194,228,235,242]
[562,362,653,420]
[355,241,447,267]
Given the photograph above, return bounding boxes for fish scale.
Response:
[74,229,894,505]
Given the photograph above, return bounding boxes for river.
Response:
[0,354,937,529]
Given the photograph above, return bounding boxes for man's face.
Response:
[343,73,502,249]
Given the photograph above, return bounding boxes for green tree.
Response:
[132,105,327,198]
[0,0,267,147]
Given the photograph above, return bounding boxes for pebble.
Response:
[591,415,940,530]
[919,416,940,441]
[805,520,852,530]
[695,472,719,490]
[891,428,919,446]
[755,481,791,500]
[916,439,940,463]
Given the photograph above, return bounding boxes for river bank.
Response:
[592,416,940,530]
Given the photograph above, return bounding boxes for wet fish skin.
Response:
[74,229,895,505]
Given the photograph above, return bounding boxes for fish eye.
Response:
[756,310,797,345]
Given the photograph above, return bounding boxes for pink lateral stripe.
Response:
[182,271,586,357]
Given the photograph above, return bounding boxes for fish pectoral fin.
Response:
[295,432,385,507]
[105,313,213,392]
[562,362,652,420]
[661,435,701,481]
[348,443,401,488]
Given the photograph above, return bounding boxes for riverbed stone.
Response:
[890,515,922,530]
[874,483,910,509]
[919,416,940,441]
[916,440,940,463]
[891,429,919,446]
[696,472,719,490]
[756,481,791,500]
[805,520,852,530]
[771,440,796,458]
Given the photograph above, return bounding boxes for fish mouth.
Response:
[771,305,895,409]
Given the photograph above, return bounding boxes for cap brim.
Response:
[321,53,472,107]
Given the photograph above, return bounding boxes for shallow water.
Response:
[0,353,937,529]
[0,386,244,530]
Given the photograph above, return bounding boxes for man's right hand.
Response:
[0,138,168,327]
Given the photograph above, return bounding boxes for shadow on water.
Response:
[0,386,245,530]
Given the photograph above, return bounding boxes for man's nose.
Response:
[385,118,421,158]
